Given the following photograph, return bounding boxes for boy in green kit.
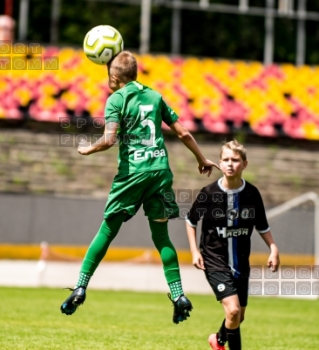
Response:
[60,51,220,324]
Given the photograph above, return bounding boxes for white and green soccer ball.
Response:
[83,25,124,65]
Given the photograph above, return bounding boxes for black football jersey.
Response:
[186,178,269,278]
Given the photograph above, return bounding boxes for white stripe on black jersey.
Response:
[186,178,269,278]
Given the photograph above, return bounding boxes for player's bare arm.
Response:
[78,122,119,155]
[169,121,220,176]
[186,221,205,270]
[260,230,280,272]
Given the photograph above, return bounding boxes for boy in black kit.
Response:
[186,140,280,350]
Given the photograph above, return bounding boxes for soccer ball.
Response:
[83,25,124,65]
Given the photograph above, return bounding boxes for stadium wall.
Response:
[1,129,319,205]
[0,129,318,264]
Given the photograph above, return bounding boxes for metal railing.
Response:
[267,192,319,265]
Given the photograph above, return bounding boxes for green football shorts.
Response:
[104,169,180,222]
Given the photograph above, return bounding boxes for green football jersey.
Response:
[105,81,178,174]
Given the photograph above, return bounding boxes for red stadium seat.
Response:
[1,47,319,140]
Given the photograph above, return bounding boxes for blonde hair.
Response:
[108,51,138,83]
[220,140,247,161]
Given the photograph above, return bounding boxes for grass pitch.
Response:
[0,287,318,349]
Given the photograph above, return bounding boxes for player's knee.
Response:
[240,314,245,323]
[153,218,168,223]
[227,306,241,322]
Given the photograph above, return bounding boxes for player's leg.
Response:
[78,213,126,284]
[143,169,182,294]
[61,172,147,316]
[217,275,248,350]
[240,307,246,323]
[221,294,242,350]
[150,219,183,298]
[211,318,227,350]
[142,169,193,323]
[212,307,245,350]
[149,218,184,299]
[67,173,139,292]
[208,295,241,350]
[206,271,242,350]
[60,212,126,315]
[149,218,193,324]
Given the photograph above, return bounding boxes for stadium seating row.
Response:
[1,47,319,140]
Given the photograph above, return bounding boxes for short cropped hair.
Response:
[108,51,138,82]
[220,140,247,161]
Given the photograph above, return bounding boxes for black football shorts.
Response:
[205,270,249,307]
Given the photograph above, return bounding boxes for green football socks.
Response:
[75,216,184,298]
[75,272,91,288]
[168,280,184,300]
[149,220,184,300]
[78,213,126,283]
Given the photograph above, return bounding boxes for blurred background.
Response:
[0,0,319,274]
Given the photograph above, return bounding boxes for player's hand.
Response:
[77,139,92,155]
[198,159,220,177]
[267,252,280,272]
[192,251,205,270]
[78,145,91,155]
